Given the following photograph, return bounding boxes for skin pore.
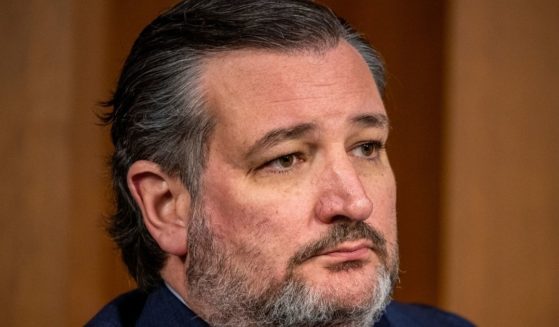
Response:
[155,40,399,326]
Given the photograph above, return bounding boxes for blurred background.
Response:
[1,0,557,325]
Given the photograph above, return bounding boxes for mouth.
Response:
[287,222,388,269]
[316,241,373,262]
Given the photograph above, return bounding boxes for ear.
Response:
[127,160,190,256]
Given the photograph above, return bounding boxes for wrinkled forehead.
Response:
[200,41,383,124]
[197,42,386,153]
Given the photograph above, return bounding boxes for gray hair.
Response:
[102,0,385,290]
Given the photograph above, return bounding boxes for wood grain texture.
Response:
[442,0,559,325]
[0,1,130,325]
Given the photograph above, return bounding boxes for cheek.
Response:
[365,173,397,240]
[202,179,312,263]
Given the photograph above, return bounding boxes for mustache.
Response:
[287,220,388,269]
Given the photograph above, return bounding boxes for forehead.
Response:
[200,42,385,142]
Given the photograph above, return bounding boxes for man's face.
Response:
[186,41,398,325]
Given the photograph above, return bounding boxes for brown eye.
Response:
[259,152,305,174]
[277,155,295,168]
[352,141,382,159]
[360,143,375,156]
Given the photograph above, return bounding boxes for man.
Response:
[89,0,473,326]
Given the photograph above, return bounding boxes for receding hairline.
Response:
[195,38,382,116]
[192,39,386,165]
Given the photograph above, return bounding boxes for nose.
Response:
[313,155,374,224]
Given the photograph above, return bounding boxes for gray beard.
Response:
[184,202,399,327]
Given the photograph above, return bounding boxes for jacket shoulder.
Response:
[382,302,475,327]
[86,285,208,326]
[86,289,149,327]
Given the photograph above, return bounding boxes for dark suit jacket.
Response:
[87,285,474,326]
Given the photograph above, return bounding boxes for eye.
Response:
[351,141,383,159]
[275,155,296,168]
[260,153,303,173]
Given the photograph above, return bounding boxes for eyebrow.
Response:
[351,113,390,129]
[245,123,316,159]
[244,113,389,159]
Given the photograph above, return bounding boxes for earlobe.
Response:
[127,160,190,256]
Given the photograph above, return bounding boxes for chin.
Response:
[300,260,379,304]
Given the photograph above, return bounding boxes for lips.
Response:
[317,241,373,261]
[288,222,388,267]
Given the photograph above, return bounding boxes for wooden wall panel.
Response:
[1,2,75,325]
[107,0,177,84]
[442,0,559,325]
[67,1,133,324]
[0,1,128,325]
